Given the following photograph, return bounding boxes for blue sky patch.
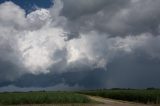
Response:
[0,0,53,13]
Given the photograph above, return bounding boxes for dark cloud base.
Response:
[1,53,160,90]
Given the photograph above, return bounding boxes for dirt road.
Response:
[87,96,154,106]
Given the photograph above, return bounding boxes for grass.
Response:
[0,91,91,105]
[79,89,160,104]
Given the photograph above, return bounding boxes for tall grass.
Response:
[79,89,160,104]
[0,91,91,105]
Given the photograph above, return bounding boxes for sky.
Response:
[0,0,160,92]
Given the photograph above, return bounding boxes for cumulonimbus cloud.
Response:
[0,0,160,88]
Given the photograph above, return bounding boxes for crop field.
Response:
[79,89,160,104]
[0,91,91,105]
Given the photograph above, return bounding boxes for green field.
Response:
[1,89,160,105]
[0,91,91,105]
[79,89,160,104]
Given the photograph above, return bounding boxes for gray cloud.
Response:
[61,0,160,38]
[0,0,160,90]
[61,0,129,19]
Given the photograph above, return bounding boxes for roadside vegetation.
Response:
[79,89,160,104]
[0,91,91,105]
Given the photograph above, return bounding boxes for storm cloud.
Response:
[61,0,160,37]
[0,0,160,90]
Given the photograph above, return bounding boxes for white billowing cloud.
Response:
[27,9,51,30]
[67,31,109,69]
[66,31,140,69]
[18,27,66,74]
[0,1,67,75]
[1,0,160,79]
[66,31,160,69]
[0,2,26,28]
[0,2,26,68]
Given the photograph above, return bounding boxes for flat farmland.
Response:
[0,90,159,106]
[0,91,91,105]
[79,89,160,104]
